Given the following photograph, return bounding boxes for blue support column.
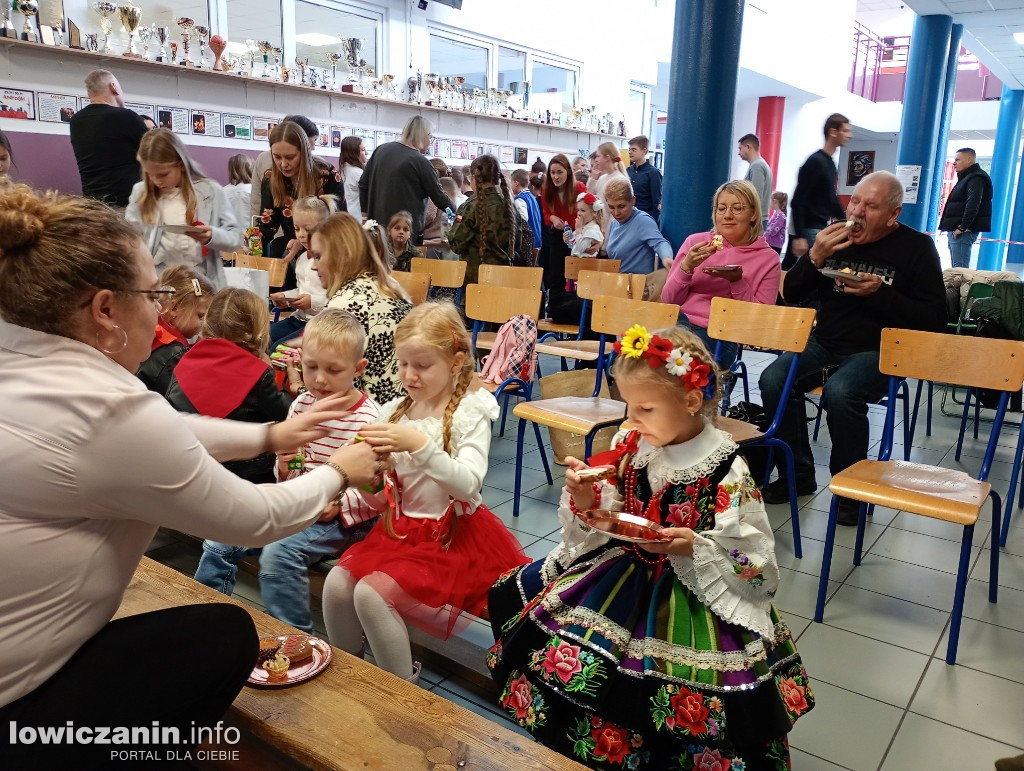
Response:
[895,14,952,231]
[979,87,1024,270]
[660,0,745,250]
[1007,159,1024,263]
[927,23,964,234]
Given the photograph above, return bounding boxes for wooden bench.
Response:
[116,558,583,771]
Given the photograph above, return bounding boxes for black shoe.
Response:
[836,498,861,527]
[761,478,817,505]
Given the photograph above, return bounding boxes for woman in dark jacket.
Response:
[166,287,291,483]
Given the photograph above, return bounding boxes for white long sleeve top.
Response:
[0,319,344,708]
[379,390,499,520]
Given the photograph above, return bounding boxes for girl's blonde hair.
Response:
[611,325,721,420]
[363,219,395,270]
[302,307,366,361]
[315,213,405,300]
[268,122,326,209]
[383,302,474,549]
[227,153,253,185]
[159,264,214,319]
[135,128,206,225]
[577,195,606,232]
[712,180,763,242]
[596,141,628,177]
[201,287,269,357]
[387,210,413,237]
[292,195,336,223]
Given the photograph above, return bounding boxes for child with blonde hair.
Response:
[322,302,527,681]
[166,288,290,484]
[569,191,606,257]
[195,309,384,632]
[488,325,814,769]
[126,128,241,287]
[387,210,423,272]
[137,265,214,395]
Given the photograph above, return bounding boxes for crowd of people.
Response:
[1,67,1006,770]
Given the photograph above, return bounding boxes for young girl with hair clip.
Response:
[314,213,412,404]
[322,302,527,682]
[269,195,335,349]
[569,191,606,257]
[137,265,214,395]
[488,325,814,770]
[447,154,517,286]
[166,288,291,484]
[387,210,423,272]
[126,128,241,288]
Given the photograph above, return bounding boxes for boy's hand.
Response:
[564,456,597,513]
[640,527,695,557]
[357,423,428,454]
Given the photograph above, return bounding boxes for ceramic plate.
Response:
[820,269,866,283]
[247,635,332,688]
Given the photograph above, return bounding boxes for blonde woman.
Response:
[312,214,413,404]
[125,128,241,287]
[587,141,629,202]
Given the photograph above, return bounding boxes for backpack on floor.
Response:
[511,209,536,267]
[480,315,538,385]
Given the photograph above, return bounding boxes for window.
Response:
[628,86,650,138]
[429,33,488,91]
[497,47,525,90]
[224,0,282,68]
[531,59,576,114]
[293,2,378,76]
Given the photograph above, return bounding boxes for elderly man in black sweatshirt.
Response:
[759,171,947,524]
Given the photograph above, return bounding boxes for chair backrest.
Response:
[478,264,543,290]
[392,270,430,305]
[565,257,621,280]
[591,295,679,336]
[706,297,816,353]
[880,328,1024,391]
[465,283,542,325]
[234,252,286,289]
[410,257,467,289]
[576,270,646,301]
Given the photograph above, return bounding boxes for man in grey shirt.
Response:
[738,133,772,228]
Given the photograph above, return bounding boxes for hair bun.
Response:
[0,187,48,254]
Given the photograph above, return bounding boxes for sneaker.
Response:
[761,478,817,505]
[836,498,861,527]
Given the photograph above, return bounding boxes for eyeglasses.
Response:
[127,286,177,312]
[715,205,750,215]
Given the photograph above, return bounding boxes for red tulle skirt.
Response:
[337,504,529,639]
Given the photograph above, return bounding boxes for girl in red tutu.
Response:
[322,301,528,682]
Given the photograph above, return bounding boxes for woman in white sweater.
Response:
[0,185,380,767]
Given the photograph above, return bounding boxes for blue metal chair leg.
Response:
[955,387,972,461]
[909,379,924,446]
[990,490,1001,603]
[584,431,595,459]
[853,501,867,565]
[512,418,527,518]
[1003,422,1024,547]
[499,392,512,436]
[768,438,802,559]
[900,381,911,461]
[973,388,981,440]
[945,524,976,665]
[815,496,841,622]
[532,422,553,485]
[927,381,933,436]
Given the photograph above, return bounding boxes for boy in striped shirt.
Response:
[193,310,385,633]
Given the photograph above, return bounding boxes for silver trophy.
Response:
[325,52,342,90]
[245,39,257,75]
[85,31,98,50]
[117,1,142,57]
[257,40,273,77]
[17,0,38,42]
[2,1,18,39]
[175,16,194,66]
[94,1,116,52]
[340,37,362,91]
[271,46,282,81]
[154,24,168,61]
[136,22,150,58]
[192,24,208,67]
[294,56,308,85]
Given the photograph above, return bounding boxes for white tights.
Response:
[322,567,414,679]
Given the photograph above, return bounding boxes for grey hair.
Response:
[400,115,432,149]
[84,69,116,96]
[858,171,903,211]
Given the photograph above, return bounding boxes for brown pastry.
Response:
[279,635,314,664]
[257,637,282,665]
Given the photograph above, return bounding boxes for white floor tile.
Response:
[818,584,950,655]
[882,712,1024,771]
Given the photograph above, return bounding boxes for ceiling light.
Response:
[295,33,340,47]
[1014,32,1024,45]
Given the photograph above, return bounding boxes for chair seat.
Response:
[473,374,522,394]
[535,340,602,361]
[474,332,496,351]
[537,319,580,335]
[513,396,625,435]
[829,459,990,525]
[716,415,765,444]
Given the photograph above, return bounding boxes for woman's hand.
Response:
[681,242,717,273]
[326,440,381,488]
[357,423,429,454]
[564,456,597,513]
[187,225,213,245]
[266,393,366,452]
[290,294,312,311]
[550,215,566,231]
[640,527,695,557]
[704,265,744,283]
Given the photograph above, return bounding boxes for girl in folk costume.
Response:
[322,302,528,682]
[487,325,814,771]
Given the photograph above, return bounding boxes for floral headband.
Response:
[577,191,604,212]
[613,325,716,400]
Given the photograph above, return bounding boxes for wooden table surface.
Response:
[115,558,584,771]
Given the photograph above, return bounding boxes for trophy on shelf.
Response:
[223,54,238,73]
[209,34,225,70]
[382,73,396,100]
[85,32,97,50]
[294,56,308,85]
[406,75,417,103]
[245,39,257,75]
[51,24,64,45]
[2,1,18,40]
[16,0,38,42]
[94,1,116,52]
[281,66,290,84]
[423,72,438,105]
[256,40,272,77]
[117,1,142,57]
[339,37,362,92]
[136,23,150,58]
[191,24,208,67]
[175,17,193,66]
[325,52,342,90]
[271,46,282,81]
[154,24,168,61]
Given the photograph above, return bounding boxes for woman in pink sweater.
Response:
[661,180,781,367]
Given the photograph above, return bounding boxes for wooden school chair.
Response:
[537,257,622,338]
[510,295,678,518]
[478,264,543,291]
[392,270,431,305]
[410,257,467,305]
[814,328,1024,664]
[709,297,817,558]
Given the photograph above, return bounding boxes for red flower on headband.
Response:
[682,362,712,391]
[645,335,674,368]
[581,192,598,207]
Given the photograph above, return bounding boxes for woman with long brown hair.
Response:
[539,153,587,323]
[339,135,366,220]
[313,213,412,404]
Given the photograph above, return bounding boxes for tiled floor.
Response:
[147,350,1024,770]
